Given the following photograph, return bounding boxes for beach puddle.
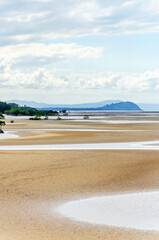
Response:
[57,191,159,231]
[0,141,159,150]
[0,131,19,139]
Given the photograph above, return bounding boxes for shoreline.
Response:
[0,117,159,239]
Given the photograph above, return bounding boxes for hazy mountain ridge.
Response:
[99,101,141,111]
[7,99,159,111]
[7,99,121,108]
[6,99,141,111]
[39,102,141,111]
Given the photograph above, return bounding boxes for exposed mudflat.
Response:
[0,115,159,239]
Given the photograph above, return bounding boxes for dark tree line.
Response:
[0,101,59,116]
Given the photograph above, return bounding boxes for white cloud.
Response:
[0,0,158,101]
[77,71,159,91]
[0,67,69,89]
[1,67,159,92]
[4,12,48,23]
[144,0,159,14]
[0,43,102,68]
[0,43,101,58]
[0,0,159,44]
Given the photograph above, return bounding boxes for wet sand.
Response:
[2,121,159,146]
[0,118,159,239]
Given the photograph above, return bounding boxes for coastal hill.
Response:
[97,101,142,111]
[8,99,159,111]
[37,101,142,111]
[5,100,142,111]
[43,101,142,111]
[0,101,142,117]
[7,99,121,109]
[1,100,141,113]
[6,99,142,111]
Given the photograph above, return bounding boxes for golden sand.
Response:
[0,119,159,239]
[2,118,159,145]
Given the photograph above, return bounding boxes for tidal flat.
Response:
[0,114,159,240]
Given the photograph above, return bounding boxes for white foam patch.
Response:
[0,131,19,139]
[46,128,142,132]
[0,141,159,150]
[57,192,159,231]
[74,119,159,124]
[13,128,146,132]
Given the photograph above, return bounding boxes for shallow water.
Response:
[12,128,146,132]
[0,131,19,139]
[57,191,159,231]
[74,119,159,124]
[0,140,159,150]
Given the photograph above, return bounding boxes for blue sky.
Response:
[0,0,159,104]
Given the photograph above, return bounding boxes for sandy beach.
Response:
[0,117,159,239]
[1,0,159,237]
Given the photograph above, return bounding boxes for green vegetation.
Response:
[8,103,19,109]
[0,101,59,116]
[5,106,58,116]
[5,107,36,116]
[59,110,66,114]
[0,113,4,119]
[29,116,42,120]
[10,120,14,123]
[83,115,89,119]
[0,101,12,113]
[57,117,62,120]
[59,109,68,116]
[0,120,6,133]
[0,120,6,126]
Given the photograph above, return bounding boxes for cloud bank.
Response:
[1,67,159,92]
[0,0,158,101]
[0,0,159,44]
[0,43,102,69]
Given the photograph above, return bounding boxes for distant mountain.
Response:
[99,101,142,111]
[7,99,141,111]
[7,99,121,109]
[138,103,159,111]
[39,101,142,111]
[7,100,51,108]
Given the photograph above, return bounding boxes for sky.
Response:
[0,0,159,104]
